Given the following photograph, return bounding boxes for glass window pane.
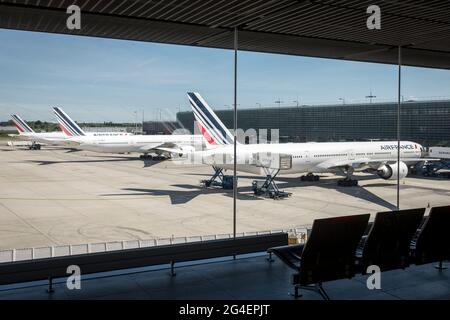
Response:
[0,29,235,255]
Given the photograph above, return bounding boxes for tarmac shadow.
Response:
[25,158,162,168]
[102,184,263,205]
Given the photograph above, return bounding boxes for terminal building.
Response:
[143,120,180,135]
[175,100,450,146]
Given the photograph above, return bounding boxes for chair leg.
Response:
[170,261,176,277]
[434,260,447,271]
[317,283,330,300]
[289,285,302,299]
[46,276,54,294]
[266,252,274,263]
[290,284,330,300]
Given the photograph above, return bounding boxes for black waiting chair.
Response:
[355,208,425,273]
[411,205,450,269]
[268,214,369,299]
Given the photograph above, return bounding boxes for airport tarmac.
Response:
[1,144,450,250]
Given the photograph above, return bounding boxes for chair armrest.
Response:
[268,243,305,270]
[268,243,305,254]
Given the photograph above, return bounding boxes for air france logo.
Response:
[380,144,416,150]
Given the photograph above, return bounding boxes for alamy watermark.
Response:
[367,5,381,30]
[66,5,81,30]
[66,264,81,290]
[366,265,382,290]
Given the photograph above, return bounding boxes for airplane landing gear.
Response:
[300,173,320,182]
[139,154,166,161]
[337,167,358,186]
[29,142,41,150]
[252,168,291,199]
[337,178,358,187]
[139,154,152,160]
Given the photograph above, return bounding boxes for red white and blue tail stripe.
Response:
[187,92,234,146]
[53,107,86,137]
[11,114,35,134]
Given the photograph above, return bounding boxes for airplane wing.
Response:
[138,143,166,152]
[63,137,83,146]
[154,147,184,154]
[139,142,184,154]
[317,157,440,170]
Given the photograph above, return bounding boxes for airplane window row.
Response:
[313,153,348,158]
[98,142,129,145]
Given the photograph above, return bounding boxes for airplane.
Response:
[9,114,67,149]
[10,113,133,150]
[53,106,203,158]
[186,92,431,197]
[53,108,132,138]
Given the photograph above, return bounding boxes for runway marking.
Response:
[0,203,60,245]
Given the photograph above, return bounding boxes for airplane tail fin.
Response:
[53,107,86,137]
[187,92,235,147]
[11,114,35,134]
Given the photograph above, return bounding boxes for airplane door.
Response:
[304,151,311,163]
[348,150,355,160]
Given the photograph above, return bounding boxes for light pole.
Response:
[366,91,376,103]
[293,94,300,107]
[274,99,283,108]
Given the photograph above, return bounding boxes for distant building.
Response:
[143,121,180,135]
[176,100,450,147]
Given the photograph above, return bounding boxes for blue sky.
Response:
[1,29,450,122]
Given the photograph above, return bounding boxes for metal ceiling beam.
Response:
[0,0,449,69]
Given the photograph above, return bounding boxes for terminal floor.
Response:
[0,255,449,300]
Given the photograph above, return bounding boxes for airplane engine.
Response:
[377,161,408,180]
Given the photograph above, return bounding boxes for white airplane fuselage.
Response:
[202,140,423,175]
[67,134,203,154]
[14,131,132,146]
[13,132,68,145]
